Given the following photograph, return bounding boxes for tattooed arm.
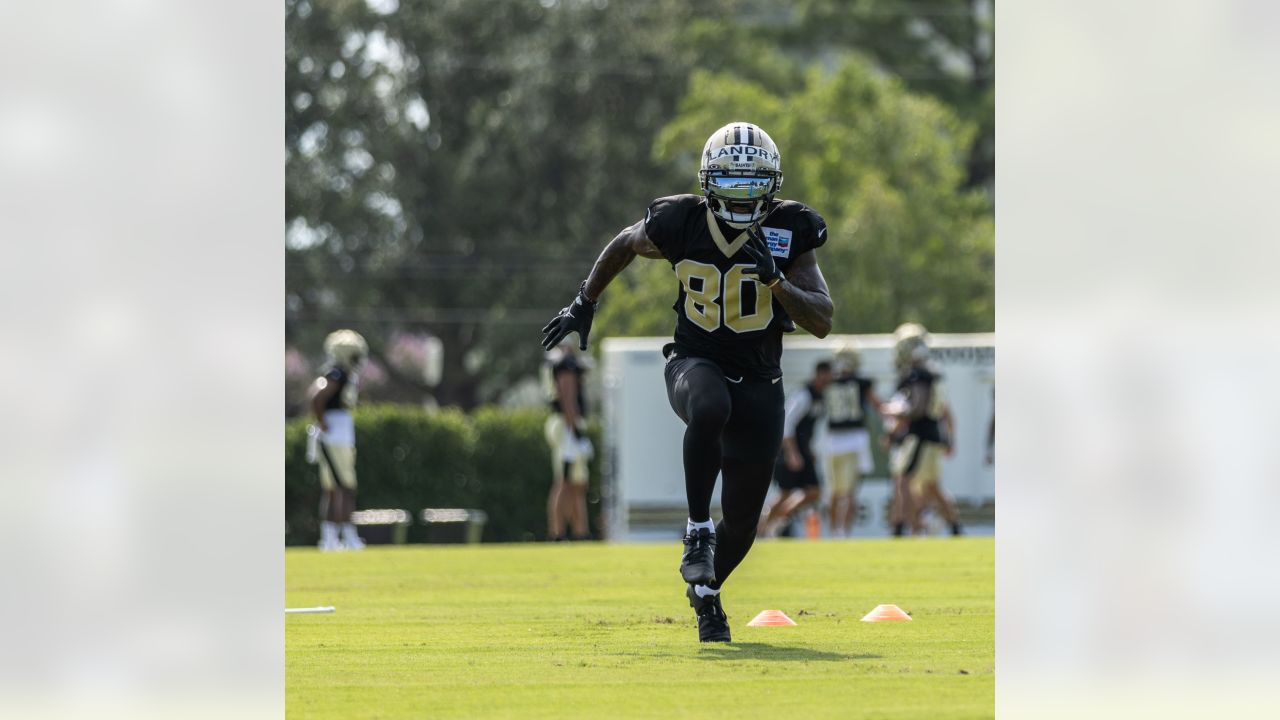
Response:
[582,220,664,302]
[770,249,833,338]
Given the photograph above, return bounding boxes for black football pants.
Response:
[664,354,784,588]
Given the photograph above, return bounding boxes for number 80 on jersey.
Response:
[675,259,775,334]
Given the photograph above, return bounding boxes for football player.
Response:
[824,343,885,538]
[541,340,593,541]
[542,122,833,642]
[307,329,368,551]
[759,361,833,538]
[882,323,963,537]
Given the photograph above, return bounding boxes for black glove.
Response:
[541,283,597,351]
[741,224,783,287]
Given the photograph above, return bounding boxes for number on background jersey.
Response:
[675,260,774,333]
[827,383,864,423]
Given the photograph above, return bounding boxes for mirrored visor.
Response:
[705,174,775,200]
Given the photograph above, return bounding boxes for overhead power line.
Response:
[290,307,560,325]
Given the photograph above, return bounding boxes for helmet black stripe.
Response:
[734,125,742,144]
[746,125,755,145]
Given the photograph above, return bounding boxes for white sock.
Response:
[694,584,720,598]
[686,518,716,535]
[320,521,338,542]
[341,522,358,538]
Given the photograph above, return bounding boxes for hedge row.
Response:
[285,404,602,545]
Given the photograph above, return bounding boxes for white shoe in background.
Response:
[340,523,366,550]
[318,521,341,551]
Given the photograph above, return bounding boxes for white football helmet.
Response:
[892,323,931,371]
[324,329,368,371]
[699,121,783,228]
[833,343,861,375]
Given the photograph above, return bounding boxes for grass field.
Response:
[287,538,993,719]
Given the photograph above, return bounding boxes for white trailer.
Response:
[600,334,994,540]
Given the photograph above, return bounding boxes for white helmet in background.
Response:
[699,121,783,228]
[893,323,931,372]
[833,343,861,375]
[324,329,368,371]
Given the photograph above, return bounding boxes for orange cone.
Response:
[861,604,912,622]
[805,509,821,540]
[747,609,797,627]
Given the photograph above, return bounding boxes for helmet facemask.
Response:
[699,122,783,228]
[701,172,781,228]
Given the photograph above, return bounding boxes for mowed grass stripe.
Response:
[287,538,992,719]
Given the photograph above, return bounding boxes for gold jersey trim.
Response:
[705,208,750,258]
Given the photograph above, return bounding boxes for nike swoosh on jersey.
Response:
[726,376,743,384]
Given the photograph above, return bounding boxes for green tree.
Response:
[783,0,994,190]
[286,0,993,409]
[287,0,719,407]
[597,55,992,337]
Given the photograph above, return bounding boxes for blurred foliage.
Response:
[287,0,718,407]
[598,55,993,336]
[285,403,602,545]
[783,0,995,190]
[286,0,993,408]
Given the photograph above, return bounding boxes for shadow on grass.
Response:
[695,642,877,662]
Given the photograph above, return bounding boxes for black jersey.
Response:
[546,350,587,418]
[826,375,874,430]
[897,365,946,444]
[643,194,827,379]
[321,366,358,411]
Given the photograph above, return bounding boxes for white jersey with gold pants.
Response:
[314,410,357,491]
[308,358,365,551]
[308,365,359,491]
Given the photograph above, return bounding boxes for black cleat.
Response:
[687,584,731,642]
[679,528,716,585]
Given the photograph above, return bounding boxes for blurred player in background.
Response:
[542,341,593,541]
[883,323,963,537]
[542,122,833,642]
[759,361,832,537]
[307,329,368,551]
[824,343,885,538]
